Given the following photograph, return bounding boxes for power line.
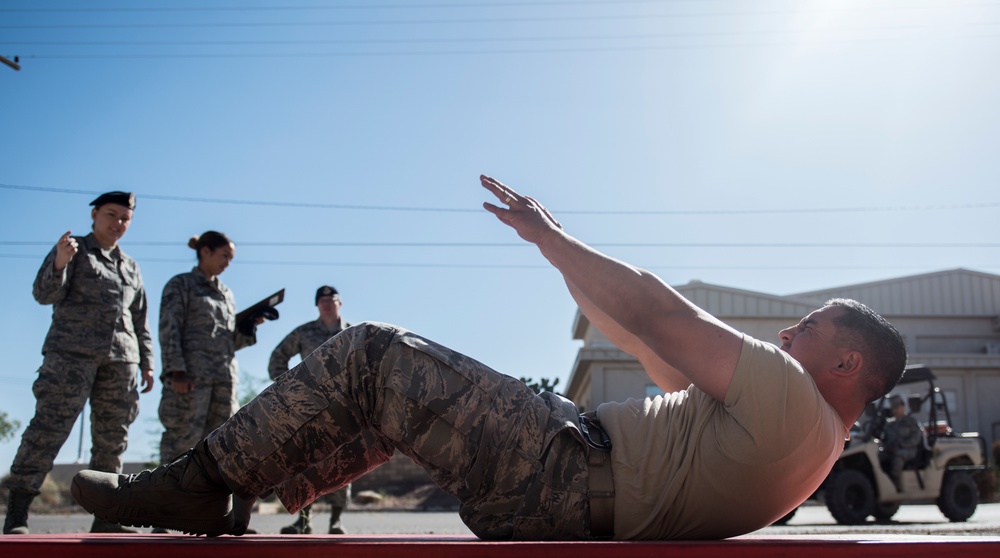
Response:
[5,7,999,31]
[0,182,476,213]
[0,377,33,387]
[12,34,1000,60]
[6,23,996,59]
[3,241,1000,248]
[1,1,689,13]
[0,14,741,30]
[3,0,998,19]
[0,254,993,272]
[3,183,999,216]
[0,1,691,13]
[6,21,999,48]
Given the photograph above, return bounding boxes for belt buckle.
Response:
[579,415,611,451]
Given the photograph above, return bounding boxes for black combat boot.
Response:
[280,504,312,534]
[90,517,139,533]
[328,504,346,535]
[71,440,236,536]
[3,489,34,535]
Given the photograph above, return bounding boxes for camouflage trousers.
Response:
[158,374,238,462]
[208,322,594,540]
[3,351,139,494]
[314,484,350,510]
[296,483,350,523]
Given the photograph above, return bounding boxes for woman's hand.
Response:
[140,368,155,393]
[170,370,195,394]
[53,231,78,272]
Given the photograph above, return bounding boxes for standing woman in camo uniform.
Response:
[157,231,261,467]
[3,192,154,535]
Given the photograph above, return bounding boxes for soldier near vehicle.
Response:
[881,394,923,492]
[267,285,352,535]
[157,231,266,468]
[3,192,154,535]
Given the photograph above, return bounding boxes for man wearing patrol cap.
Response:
[3,191,154,535]
[267,285,352,534]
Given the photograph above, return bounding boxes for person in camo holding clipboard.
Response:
[156,231,279,483]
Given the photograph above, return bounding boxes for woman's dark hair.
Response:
[188,231,233,260]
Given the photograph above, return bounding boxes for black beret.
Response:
[315,285,339,304]
[90,191,136,209]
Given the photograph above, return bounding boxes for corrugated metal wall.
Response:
[792,269,1000,316]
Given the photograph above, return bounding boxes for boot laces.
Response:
[120,451,188,489]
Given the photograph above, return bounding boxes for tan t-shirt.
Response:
[597,334,845,539]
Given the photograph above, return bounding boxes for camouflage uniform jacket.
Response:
[884,413,923,455]
[267,317,350,380]
[159,267,255,381]
[33,232,154,371]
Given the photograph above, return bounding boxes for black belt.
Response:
[579,412,614,539]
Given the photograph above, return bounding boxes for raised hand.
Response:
[480,174,562,246]
[53,231,79,272]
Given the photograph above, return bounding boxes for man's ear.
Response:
[832,350,863,377]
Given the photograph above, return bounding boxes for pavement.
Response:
[14,502,1000,536]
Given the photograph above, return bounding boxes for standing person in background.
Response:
[268,285,352,534]
[157,232,264,474]
[3,192,154,535]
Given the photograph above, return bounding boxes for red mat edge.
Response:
[2,534,999,558]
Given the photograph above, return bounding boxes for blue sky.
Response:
[1,0,998,475]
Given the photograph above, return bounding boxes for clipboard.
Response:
[235,288,285,329]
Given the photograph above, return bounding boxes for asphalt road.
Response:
[767,502,1000,536]
[16,503,1000,537]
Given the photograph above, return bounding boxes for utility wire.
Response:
[4,0,1000,11]
[5,8,1000,30]
[13,33,1000,60]
[7,27,997,59]
[2,183,998,216]
[2,0,701,13]
[0,253,993,272]
[3,0,999,20]
[2,241,999,248]
[11,40,996,60]
[6,21,999,47]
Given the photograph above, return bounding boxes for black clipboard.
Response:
[235,288,285,331]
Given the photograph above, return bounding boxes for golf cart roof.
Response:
[897,365,936,385]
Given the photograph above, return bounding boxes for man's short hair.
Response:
[825,298,907,404]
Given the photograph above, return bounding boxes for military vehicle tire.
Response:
[825,469,875,524]
[937,470,978,522]
[872,502,900,522]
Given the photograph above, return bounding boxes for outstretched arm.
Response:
[481,175,743,402]
[565,280,692,394]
